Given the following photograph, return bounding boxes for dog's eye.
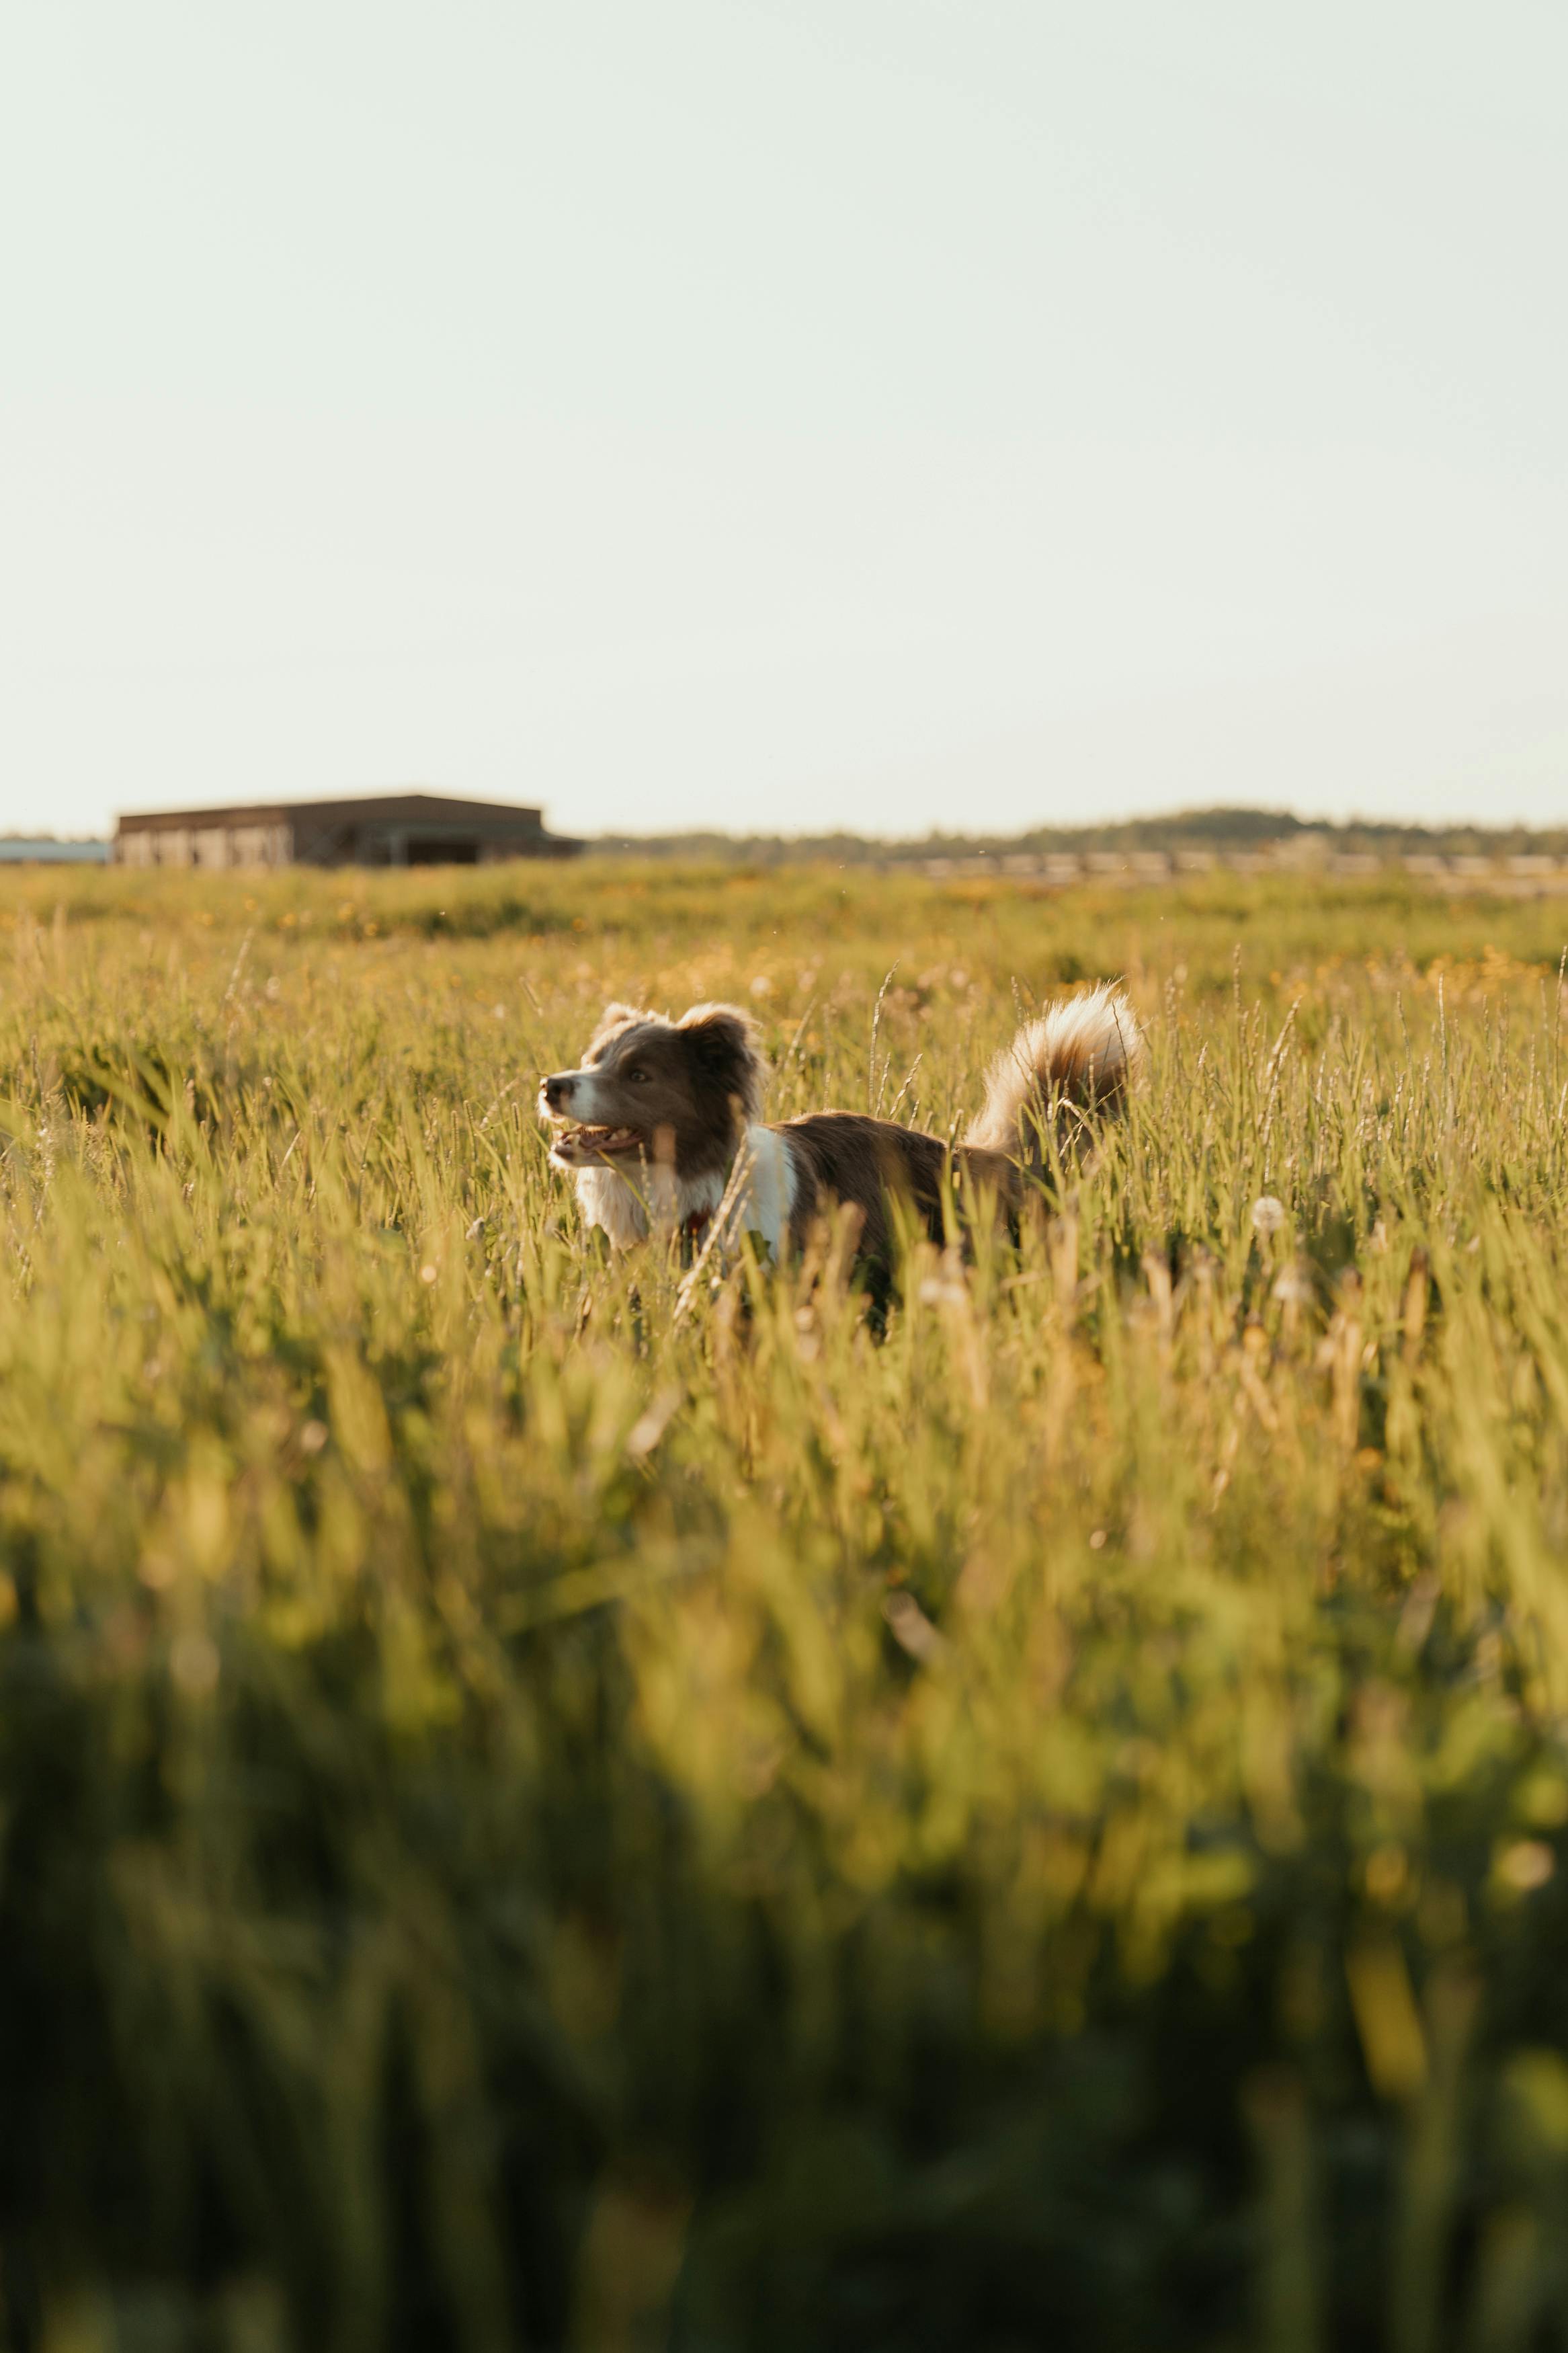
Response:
[624,1068,649,1084]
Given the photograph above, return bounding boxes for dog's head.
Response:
[540,1001,766,1178]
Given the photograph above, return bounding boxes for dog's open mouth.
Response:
[548,1121,648,1165]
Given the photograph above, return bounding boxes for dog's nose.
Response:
[541,1074,574,1110]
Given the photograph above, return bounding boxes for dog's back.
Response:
[776,984,1139,1259]
[779,1113,1020,1261]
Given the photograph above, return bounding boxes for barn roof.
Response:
[116,791,546,832]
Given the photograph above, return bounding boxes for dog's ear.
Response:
[677,1002,766,1121]
[586,1001,647,1055]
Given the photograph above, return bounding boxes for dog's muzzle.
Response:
[540,1074,575,1112]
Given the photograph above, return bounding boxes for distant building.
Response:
[114,793,582,871]
[0,838,111,865]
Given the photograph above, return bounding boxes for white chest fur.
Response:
[725,1124,793,1259]
[573,1158,688,1248]
[573,1124,794,1260]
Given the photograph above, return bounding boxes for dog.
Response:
[540,984,1139,1268]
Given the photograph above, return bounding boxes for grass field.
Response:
[5,859,1568,2352]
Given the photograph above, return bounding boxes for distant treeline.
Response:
[593,805,1568,865]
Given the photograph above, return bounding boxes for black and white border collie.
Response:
[540,986,1140,1266]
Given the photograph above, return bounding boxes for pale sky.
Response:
[3,1,1566,841]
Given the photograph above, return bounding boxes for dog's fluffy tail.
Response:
[964,984,1141,1172]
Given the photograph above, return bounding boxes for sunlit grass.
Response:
[3,861,1568,2349]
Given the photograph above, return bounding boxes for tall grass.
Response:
[3,865,1568,2351]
